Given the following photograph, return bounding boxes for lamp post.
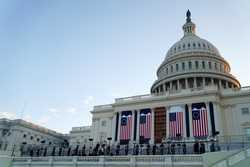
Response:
[88,138,93,156]
[88,138,93,147]
[107,137,112,147]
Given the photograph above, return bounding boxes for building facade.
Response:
[0,118,67,155]
[90,11,250,146]
[68,126,91,145]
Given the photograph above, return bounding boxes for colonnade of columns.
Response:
[152,77,237,94]
[113,102,221,144]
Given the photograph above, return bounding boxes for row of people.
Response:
[20,141,220,157]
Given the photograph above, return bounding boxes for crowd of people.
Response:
[19,140,220,157]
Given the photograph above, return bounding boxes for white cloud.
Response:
[66,107,77,114]
[84,96,94,105]
[0,112,16,119]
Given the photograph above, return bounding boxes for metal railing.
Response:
[1,135,250,158]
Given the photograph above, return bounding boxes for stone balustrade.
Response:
[12,155,204,167]
[211,148,250,167]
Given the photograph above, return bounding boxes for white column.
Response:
[170,82,173,91]
[185,78,188,89]
[188,104,193,139]
[219,80,222,89]
[206,102,212,137]
[213,103,223,136]
[203,77,206,87]
[177,80,180,90]
[166,106,170,139]
[131,110,135,143]
[111,115,116,143]
[163,83,166,93]
[211,78,214,85]
[182,105,187,138]
[117,112,121,143]
[136,110,140,143]
[150,109,155,144]
[226,81,229,89]
[194,77,197,88]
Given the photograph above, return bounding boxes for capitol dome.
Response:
[151,10,240,94]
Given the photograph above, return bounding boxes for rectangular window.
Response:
[176,64,179,71]
[245,128,250,140]
[202,61,205,69]
[209,62,212,69]
[189,62,192,69]
[195,61,199,69]
[182,62,185,70]
[101,120,106,127]
[241,108,249,115]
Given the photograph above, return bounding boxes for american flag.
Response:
[139,109,151,139]
[192,103,208,137]
[169,112,183,138]
[120,111,132,140]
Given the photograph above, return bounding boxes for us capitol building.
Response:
[87,10,250,146]
[1,10,250,159]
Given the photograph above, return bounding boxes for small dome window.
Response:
[195,61,199,69]
[183,44,185,49]
[198,43,201,47]
[171,65,173,72]
[193,43,196,47]
[202,61,205,69]
[189,61,192,69]
[182,62,185,70]
[207,45,210,49]
[178,46,181,50]
[174,47,176,51]
[209,62,212,69]
[203,43,206,47]
[176,64,179,71]
[188,43,191,47]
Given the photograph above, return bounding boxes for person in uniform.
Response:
[193,141,199,154]
[171,143,175,155]
[116,144,120,155]
[182,142,187,154]
[146,144,150,155]
[160,143,164,155]
[152,144,157,155]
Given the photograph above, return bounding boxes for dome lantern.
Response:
[182,10,196,36]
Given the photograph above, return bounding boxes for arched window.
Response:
[166,68,168,74]
[171,65,173,72]
[182,62,185,70]
[215,62,217,70]
[209,62,212,69]
[176,64,179,71]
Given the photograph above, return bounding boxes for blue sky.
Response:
[1,0,250,133]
